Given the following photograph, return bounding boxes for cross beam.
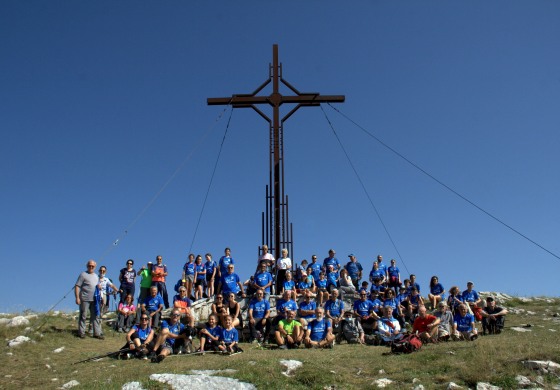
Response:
[207,44,345,261]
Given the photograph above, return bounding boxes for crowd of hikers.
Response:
[74,247,508,361]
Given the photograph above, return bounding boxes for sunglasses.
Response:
[172,314,180,317]
[140,317,149,320]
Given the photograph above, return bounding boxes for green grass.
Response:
[1,298,560,389]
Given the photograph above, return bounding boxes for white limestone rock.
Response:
[515,375,532,387]
[280,359,303,377]
[447,383,463,389]
[522,360,560,373]
[7,316,30,327]
[476,383,501,390]
[8,335,31,347]
[60,380,80,389]
[150,373,256,390]
[374,378,393,388]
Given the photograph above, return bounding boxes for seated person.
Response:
[433,301,453,341]
[281,271,297,301]
[219,264,246,299]
[447,286,464,315]
[396,285,410,320]
[340,311,365,344]
[271,290,298,328]
[353,290,379,330]
[304,307,335,349]
[481,297,507,335]
[123,313,154,359]
[248,289,271,343]
[198,314,222,353]
[275,310,303,349]
[428,275,446,310]
[452,304,478,341]
[369,278,386,297]
[117,294,136,333]
[141,286,164,329]
[383,289,405,327]
[296,270,314,294]
[377,306,404,345]
[406,286,424,321]
[358,281,369,295]
[226,292,243,328]
[369,290,384,320]
[173,286,195,327]
[297,290,317,327]
[150,310,188,363]
[412,305,440,343]
[218,315,242,354]
[324,289,344,337]
[338,268,356,297]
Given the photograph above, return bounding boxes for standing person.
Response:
[323,249,340,272]
[387,259,401,293]
[275,248,292,294]
[97,265,118,316]
[309,255,322,282]
[137,262,153,304]
[193,255,206,301]
[119,259,137,304]
[182,253,196,300]
[75,260,103,339]
[258,244,275,272]
[204,253,217,298]
[151,255,169,309]
[345,254,363,289]
[375,255,388,280]
[218,247,234,282]
[369,262,386,285]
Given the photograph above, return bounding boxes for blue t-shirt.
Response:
[370,298,383,314]
[376,261,388,274]
[221,327,239,343]
[431,283,445,296]
[387,266,400,278]
[308,318,331,342]
[353,299,374,317]
[162,320,185,346]
[276,298,298,317]
[316,278,328,290]
[205,260,217,276]
[254,271,273,293]
[326,271,339,287]
[369,269,385,282]
[324,299,344,317]
[383,298,400,313]
[410,282,421,293]
[309,262,322,280]
[132,325,152,342]
[221,273,241,294]
[298,279,311,290]
[283,280,296,291]
[205,324,222,339]
[454,312,475,332]
[249,298,270,320]
[183,262,195,276]
[323,257,340,270]
[462,289,479,303]
[345,261,363,280]
[144,294,164,312]
[219,256,234,276]
[195,264,206,280]
[298,300,317,319]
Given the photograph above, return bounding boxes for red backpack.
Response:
[391,334,422,354]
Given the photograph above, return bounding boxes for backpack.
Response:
[390,334,422,354]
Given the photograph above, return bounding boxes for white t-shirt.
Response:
[277,257,292,270]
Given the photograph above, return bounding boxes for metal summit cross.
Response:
[207,44,345,260]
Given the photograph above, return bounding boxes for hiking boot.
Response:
[94,334,105,340]
[278,344,287,350]
[154,354,165,363]
[78,333,86,339]
[470,334,478,341]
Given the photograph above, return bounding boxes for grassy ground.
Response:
[1,297,559,389]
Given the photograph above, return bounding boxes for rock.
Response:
[379,369,386,374]
[0,318,10,325]
[8,335,31,347]
[511,327,532,332]
[515,375,532,387]
[526,311,536,315]
[476,383,501,390]
[413,385,424,390]
[122,382,146,390]
[447,382,463,389]
[374,378,393,388]
[280,360,303,377]
[7,316,30,327]
[150,373,256,390]
[522,360,560,373]
[412,378,421,383]
[53,347,65,353]
[60,380,80,389]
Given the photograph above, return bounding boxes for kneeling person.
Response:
[304,307,335,349]
[123,313,154,359]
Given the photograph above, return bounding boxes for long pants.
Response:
[249,318,270,340]
[117,313,135,330]
[120,285,135,304]
[78,300,102,336]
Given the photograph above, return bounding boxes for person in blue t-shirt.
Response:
[428,275,446,310]
[353,291,379,330]
[369,262,386,285]
[387,259,401,293]
[248,289,271,343]
[297,290,317,327]
[218,315,242,354]
[251,261,274,301]
[281,271,297,300]
[218,247,234,282]
[182,253,196,300]
[150,310,187,363]
[447,286,464,315]
[452,304,478,341]
[316,271,329,305]
[462,281,482,309]
[324,289,345,338]
[271,290,298,328]
[123,313,154,359]
[309,255,323,282]
[409,274,421,294]
[204,253,217,298]
[141,286,164,329]
[198,313,222,353]
[193,255,206,301]
[304,308,335,348]
[345,254,363,289]
[326,265,339,293]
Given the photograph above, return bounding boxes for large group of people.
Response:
[74,247,508,361]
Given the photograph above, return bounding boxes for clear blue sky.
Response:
[1,1,559,312]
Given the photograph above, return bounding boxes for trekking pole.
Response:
[73,347,132,364]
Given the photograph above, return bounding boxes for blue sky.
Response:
[1,1,559,312]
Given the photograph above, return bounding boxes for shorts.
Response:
[185,274,195,283]
[195,278,206,287]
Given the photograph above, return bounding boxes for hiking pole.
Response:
[73,347,132,364]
